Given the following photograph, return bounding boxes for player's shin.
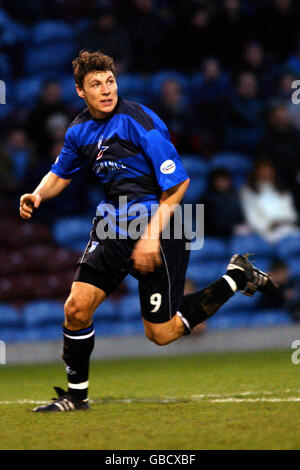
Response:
[62,324,95,400]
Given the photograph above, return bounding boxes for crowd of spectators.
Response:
[1,0,300,237]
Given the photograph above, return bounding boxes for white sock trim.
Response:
[63,330,94,340]
[177,311,191,332]
[222,275,238,293]
[68,381,89,390]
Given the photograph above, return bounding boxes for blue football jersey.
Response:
[51,97,189,234]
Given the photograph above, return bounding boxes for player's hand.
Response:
[131,238,162,274]
[19,193,42,220]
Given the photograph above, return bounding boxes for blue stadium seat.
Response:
[211,152,252,175]
[220,292,257,313]
[288,258,300,280]
[60,75,82,107]
[0,304,23,327]
[117,74,146,96]
[122,275,139,293]
[181,155,210,177]
[0,53,11,80]
[276,234,300,259]
[186,261,223,287]
[229,234,274,258]
[22,300,64,327]
[30,21,73,45]
[183,176,207,204]
[207,312,252,329]
[189,237,229,262]
[25,43,76,75]
[53,217,91,248]
[14,77,42,107]
[119,295,140,321]
[94,299,119,322]
[250,310,291,327]
[190,73,203,92]
[149,70,190,97]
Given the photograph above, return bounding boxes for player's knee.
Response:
[64,296,92,329]
[145,330,171,346]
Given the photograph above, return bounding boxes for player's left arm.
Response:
[131,178,190,274]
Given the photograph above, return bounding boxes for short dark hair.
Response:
[72,50,116,89]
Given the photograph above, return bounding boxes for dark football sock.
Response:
[62,324,95,400]
[178,272,246,334]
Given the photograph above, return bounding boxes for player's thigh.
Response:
[137,237,190,325]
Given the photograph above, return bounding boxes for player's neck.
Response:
[87,98,120,121]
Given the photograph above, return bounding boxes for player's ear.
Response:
[76,84,85,99]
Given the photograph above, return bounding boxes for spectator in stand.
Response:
[258,259,300,322]
[213,0,256,69]
[180,5,217,72]
[21,140,88,223]
[4,128,36,185]
[224,72,264,155]
[127,0,167,72]
[26,80,71,157]
[195,57,232,150]
[257,0,300,63]
[259,101,300,207]
[151,78,198,154]
[235,41,279,99]
[202,167,246,239]
[77,6,132,74]
[285,37,300,76]
[240,158,300,243]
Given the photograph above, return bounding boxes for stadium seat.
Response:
[117,74,146,98]
[189,237,229,262]
[60,75,83,107]
[0,304,23,327]
[30,21,73,45]
[14,77,42,107]
[119,295,141,321]
[229,234,274,258]
[250,310,291,327]
[220,291,257,313]
[288,258,300,280]
[181,155,210,177]
[123,275,139,294]
[186,261,223,287]
[149,70,190,98]
[25,43,76,75]
[211,152,252,176]
[22,300,64,327]
[94,298,120,322]
[276,234,300,259]
[182,176,207,204]
[207,312,252,330]
[52,217,91,248]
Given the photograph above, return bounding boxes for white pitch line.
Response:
[0,390,299,406]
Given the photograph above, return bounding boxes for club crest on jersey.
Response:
[96,136,109,160]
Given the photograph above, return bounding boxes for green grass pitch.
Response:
[0,349,299,450]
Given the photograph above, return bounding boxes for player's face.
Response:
[76,71,118,118]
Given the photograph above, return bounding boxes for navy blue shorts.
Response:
[73,216,190,324]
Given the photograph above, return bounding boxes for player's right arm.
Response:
[20,171,71,220]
